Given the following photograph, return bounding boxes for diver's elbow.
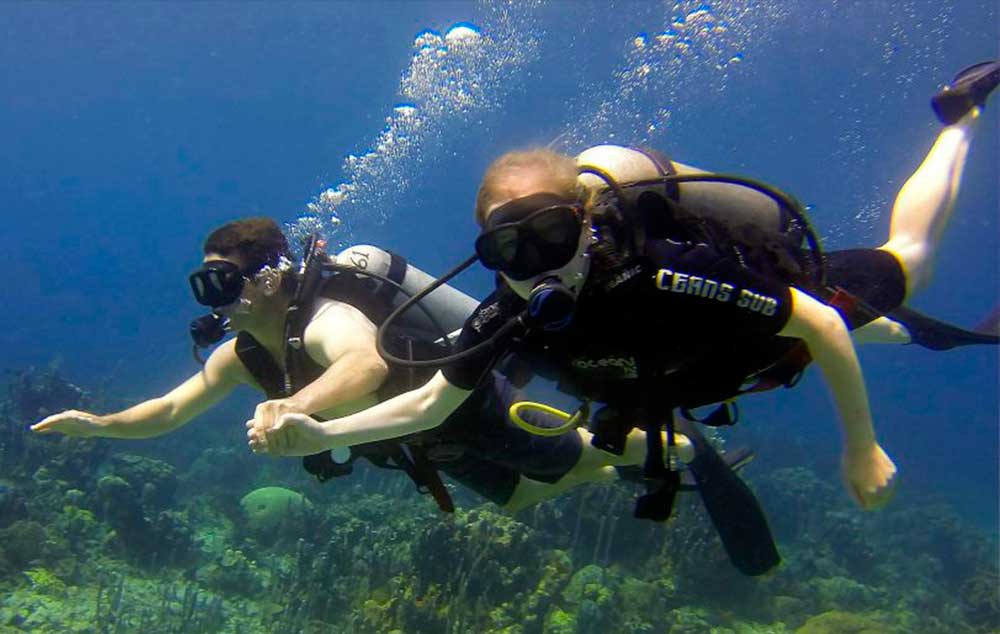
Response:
[411,393,446,432]
[411,377,462,432]
[819,304,848,337]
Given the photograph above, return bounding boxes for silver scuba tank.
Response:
[335,244,479,341]
[576,145,793,238]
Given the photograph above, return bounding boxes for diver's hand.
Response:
[841,442,897,510]
[30,410,106,438]
[253,398,306,433]
[246,413,332,457]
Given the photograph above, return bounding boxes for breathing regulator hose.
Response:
[376,254,527,369]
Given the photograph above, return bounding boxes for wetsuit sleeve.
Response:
[645,239,793,337]
[442,289,524,390]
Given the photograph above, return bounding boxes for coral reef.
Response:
[103,453,178,508]
[0,366,996,634]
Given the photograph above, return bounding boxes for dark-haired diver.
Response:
[247,62,998,546]
[30,218,673,512]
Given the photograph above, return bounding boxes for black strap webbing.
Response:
[406,446,455,513]
[372,252,408,321]
[633,146,680,201]
[633,409,681,522]
[235,333,289,398]
[371,444,454,514]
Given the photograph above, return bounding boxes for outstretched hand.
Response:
[30,410,105,438]
[246,412,331,457]
[841,442,898,510]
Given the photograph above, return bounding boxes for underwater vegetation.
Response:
[0,365,997,634]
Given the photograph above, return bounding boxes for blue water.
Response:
[1,0,997,620]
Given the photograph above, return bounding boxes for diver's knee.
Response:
[877,243,931,299]
[852,317,913,345]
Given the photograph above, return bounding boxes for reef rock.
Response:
[239,486,313,538]
[105,453,178,509]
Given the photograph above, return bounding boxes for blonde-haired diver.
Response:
[247,62,999,519]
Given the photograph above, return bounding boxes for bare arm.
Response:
[249,371,472,456]
[31,339,246,439]
[290,300,388,413]
[779,287,896,508]
[250,300,390,427]
[779,288,875,449]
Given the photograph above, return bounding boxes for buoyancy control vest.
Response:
[573,145,822,398]
[572,146,924,420]
[563,146,838,524]
[236,240,479,513]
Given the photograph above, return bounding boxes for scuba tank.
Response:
[335,244,479,343]
[577,145,791,236]
[576,145,822,288]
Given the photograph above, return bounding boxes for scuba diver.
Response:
[246,62,999,570]
[29,217,699,513]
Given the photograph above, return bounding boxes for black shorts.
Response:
[428,373,583,505]
[825,248,907,318]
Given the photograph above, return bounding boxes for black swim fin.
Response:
[679,446,754,490]
[675,418,780,576]
[931,60,1000,125]
[888,305,1000,351]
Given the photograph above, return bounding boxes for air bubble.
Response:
[393,103,419,117]
[445,23,482,42]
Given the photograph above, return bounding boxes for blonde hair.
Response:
[474,148,580,226]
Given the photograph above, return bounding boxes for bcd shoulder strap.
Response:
[235,332,289,399]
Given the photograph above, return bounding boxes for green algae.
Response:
[794,610,895,634]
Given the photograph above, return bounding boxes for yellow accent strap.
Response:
[507,400,587,437]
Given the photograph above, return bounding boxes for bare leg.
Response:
[879,110,980,299]
[502,428,694,512]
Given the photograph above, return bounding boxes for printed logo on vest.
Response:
[470,302,502,333]
[571,356,639,379]
[654,268,779,316]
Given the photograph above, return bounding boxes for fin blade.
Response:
[888,305,1000,351]
[677,420,780,576]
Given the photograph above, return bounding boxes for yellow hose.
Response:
[507,400,587,437]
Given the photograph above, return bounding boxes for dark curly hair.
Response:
[202,218,291,274]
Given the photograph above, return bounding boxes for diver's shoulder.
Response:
[204,338,254,385]
[310,297,375,325]
[303,298,378,357]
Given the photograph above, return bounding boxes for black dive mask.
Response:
[475,193,583,281]
[189,260,245,308]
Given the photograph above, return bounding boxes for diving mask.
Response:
[189,260,246,308]
[475,193,583,281]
